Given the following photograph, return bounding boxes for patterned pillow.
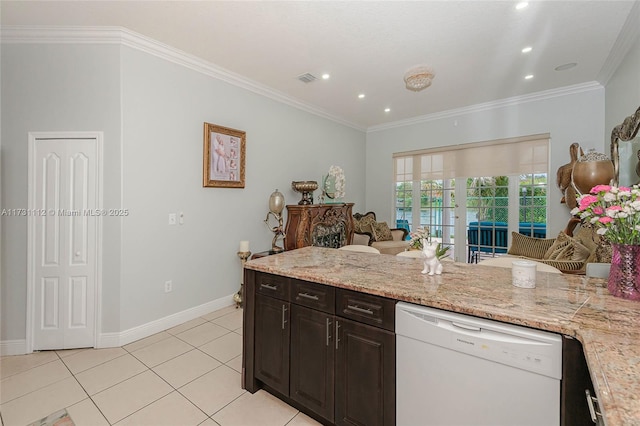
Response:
[571,241,592,262]
[354,214,376,235]
[543,232,572,260]
[508,232,556,259]
[371,221,393,241]
[544,232,591,262]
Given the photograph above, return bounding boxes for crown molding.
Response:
[367,81,603,133]
[596,0,640,86]
[0,25,611,135]
[0,25,366,132]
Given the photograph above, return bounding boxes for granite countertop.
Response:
[245,246,640,426]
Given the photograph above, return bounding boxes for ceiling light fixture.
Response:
[522,46,532,53]
[525,74,534,80]
[404,65,436,92]
[516,2,528,10]
[358,94,365,99]
[384,108,391,113]
[322,73,330,80]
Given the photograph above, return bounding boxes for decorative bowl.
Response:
[292,181,318,192]
[291,181,318,205]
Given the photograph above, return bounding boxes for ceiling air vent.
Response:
[297,73,317,83]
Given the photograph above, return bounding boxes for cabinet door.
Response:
[562,336,601,425]
[335,318,395,426]
[290,305,335,422]
[255,294,290,396]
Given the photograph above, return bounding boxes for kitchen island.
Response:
[242,246,640,425]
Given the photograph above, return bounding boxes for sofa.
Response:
[467,221,547,263]
[505,221,610,274]
[352,212,409,255]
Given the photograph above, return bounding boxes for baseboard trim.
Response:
[0,339,28,356]
[98,293,236,348]
[1,294,236,354]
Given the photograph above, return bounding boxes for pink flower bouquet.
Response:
[571,184,640,244]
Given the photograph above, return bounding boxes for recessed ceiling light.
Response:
[384,108,391,113]
[522,46,533,53]
[516,2,528,10]
[555,62,577,71]
[321,73,330,80]
[358,94,365,99]
[525,74,534,80]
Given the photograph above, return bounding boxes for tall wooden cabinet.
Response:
[284,203,354,251]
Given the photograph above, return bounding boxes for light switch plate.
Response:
[169,213,177,225]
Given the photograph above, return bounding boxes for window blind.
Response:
[394,134,549,181]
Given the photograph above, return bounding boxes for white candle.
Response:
[512,260,537,288]
[239,240,250,252]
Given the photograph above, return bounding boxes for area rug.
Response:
[29,409,75,426]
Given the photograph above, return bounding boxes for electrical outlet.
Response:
[164,280,173,293]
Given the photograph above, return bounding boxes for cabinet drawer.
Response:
[291,279,335,314]
[256,273,289,300]
[336,288,395,331]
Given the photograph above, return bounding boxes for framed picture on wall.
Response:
[203,122,246,188]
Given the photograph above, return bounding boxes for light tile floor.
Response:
[0,305,321,426]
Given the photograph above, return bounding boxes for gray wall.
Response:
[605,6,640,138]
[364,87,606,238]
[118,46,366,330]
[0,40,366,345]
[605,26,640,186]
[1,43,123,340]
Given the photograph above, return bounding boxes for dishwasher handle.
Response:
[451,321,482,332]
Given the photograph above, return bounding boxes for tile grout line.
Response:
[57,349,124,426]
[1,308,250,426]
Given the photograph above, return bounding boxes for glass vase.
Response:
[607,243,640,301]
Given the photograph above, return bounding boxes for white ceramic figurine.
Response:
[421,239,443,275]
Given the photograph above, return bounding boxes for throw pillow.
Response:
[572,221,598,253]
[543,232,591,262]
[543,232,573,260]
[507,232,556,259]
[571,240,591,262]
[371,221,393,241]
[354,214,376,235]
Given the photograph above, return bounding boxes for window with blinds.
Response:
[393,134,549,262]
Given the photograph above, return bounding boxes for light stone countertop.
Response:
[245,246,640,426]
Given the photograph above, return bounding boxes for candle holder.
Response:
[234,250,252,308]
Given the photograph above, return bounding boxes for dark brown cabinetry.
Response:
[290,304,335,421]
[244,270,395,426]
[561,336,603,426]
[335,318,395,426]
[254,294,290,396]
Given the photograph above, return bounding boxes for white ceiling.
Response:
[1,1,638,130]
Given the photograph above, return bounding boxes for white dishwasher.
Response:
[396,302,562,426]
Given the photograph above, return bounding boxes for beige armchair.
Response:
[352,212,409,255]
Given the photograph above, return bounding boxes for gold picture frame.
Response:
[203,123,246,188]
